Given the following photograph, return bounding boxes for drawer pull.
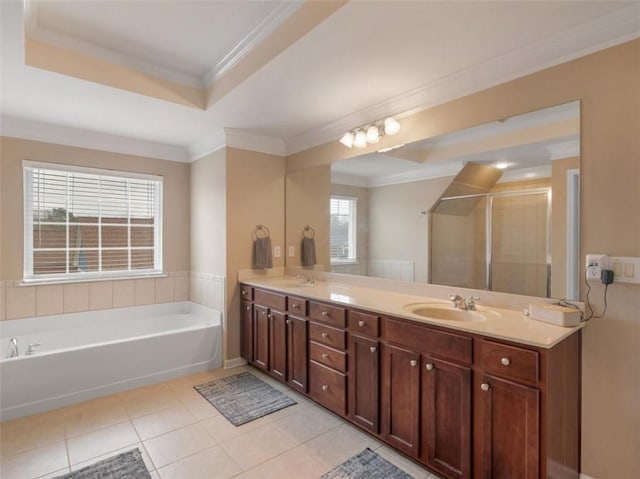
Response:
[358,320,366,327]
[481,383,491,392]
[370,346,377,353]
[321,332,329,338]
[292,303,300,309]
[321,311,330,317]
[322,385,329,391]
[286,319,292,325]
[322,353,329,359]
[425,363,434,371]
[501,357,511,366]
[410,359,418,367]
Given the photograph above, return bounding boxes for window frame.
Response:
[329,195,358,264]
[23,160,163,284]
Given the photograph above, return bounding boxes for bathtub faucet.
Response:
[8,338,19,358]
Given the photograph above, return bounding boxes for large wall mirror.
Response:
[286,101,580,300]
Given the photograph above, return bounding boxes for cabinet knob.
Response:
[370,346,377,353]
[262,310,267,316]
[322,353,329,359]
[292,303,299,309]
[321,311,330,317]
[425,363,434,371]
[501,357,511,366]
[267,314,271,319]
[321,332,328,338]
[286,319,292,325]
[410,359,418,367]
[481,383,490,392]
[358,320,366,327]
[241,290,246,295]
[245,306,251,311]
[322,385,329,391]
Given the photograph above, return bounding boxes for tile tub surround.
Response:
[0,367,443,479]
[0,272,190,321]
[241,275,583,348]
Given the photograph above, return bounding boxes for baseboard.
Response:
[224,357,247,369]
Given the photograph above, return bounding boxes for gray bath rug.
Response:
[194,371,296,426]
[321,448,414,479]
[53,448,151,479]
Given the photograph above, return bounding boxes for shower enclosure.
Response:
[430,188,551,297]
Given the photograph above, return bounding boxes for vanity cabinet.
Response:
[240,284,581,479]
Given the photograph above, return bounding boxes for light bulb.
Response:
[339,131,354,148]
[384,117,400,135]
[353,130,367,148]
[366,125,380,143]
[495,162,509,170]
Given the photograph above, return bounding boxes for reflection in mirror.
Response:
[288,101,580,300]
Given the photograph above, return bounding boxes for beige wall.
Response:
[285,39,640,478]
[286,166,331,269]
[225,147,285,361]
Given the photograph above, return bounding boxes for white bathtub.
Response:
[0,301,222,421]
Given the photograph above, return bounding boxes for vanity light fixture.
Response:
[339,116,401,148]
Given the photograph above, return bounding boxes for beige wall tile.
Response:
[6,286,36,319]
[89,282,113,311]
[174,276,189,301]
[36,285,64,316]
[112,280,135,308]
[155,277,174,304]
[63,283,89,313]
[135,279,156,306]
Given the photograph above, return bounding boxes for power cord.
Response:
[581,265,612,321]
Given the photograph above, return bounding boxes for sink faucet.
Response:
[449,294,481,310]
[296,274,314,285]
[8,338,19,358]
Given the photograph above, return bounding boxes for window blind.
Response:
[23,162,163,281]
[330,196,357,261]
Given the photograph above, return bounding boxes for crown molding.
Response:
[188,129,227,161]
[499,165,552,183]
[203,1,304,86]
[223,128,286,156]
[0,116,190,162]
[285,4,640,155]
[548,138,580,160]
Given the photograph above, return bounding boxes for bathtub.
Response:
[0,301,222,421]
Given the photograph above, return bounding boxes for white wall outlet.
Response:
[288,245,295,257]
[273,246,281,258]
[585,254,608,281]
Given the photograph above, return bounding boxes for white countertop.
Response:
[241,277,584,349]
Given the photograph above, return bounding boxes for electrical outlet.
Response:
[273,246,281,258]
[288,246,295,257]
[585,254,608,281]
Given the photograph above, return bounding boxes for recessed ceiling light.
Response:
[495,162,509,169]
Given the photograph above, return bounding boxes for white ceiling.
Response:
[1,1,639,161]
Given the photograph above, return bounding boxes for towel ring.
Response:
[303,225,315,238]
[255,224,271,239]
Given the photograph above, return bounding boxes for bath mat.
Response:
[53,448,151,479]
[321,448,414,479]
[194,371,296,426]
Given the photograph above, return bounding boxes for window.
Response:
[330,196,357,263]
[23,161,163,282]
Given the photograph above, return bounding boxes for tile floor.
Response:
[0,366,443,479]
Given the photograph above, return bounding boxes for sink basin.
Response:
[403,303,488,322]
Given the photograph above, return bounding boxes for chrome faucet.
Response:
[8,338,19,358]
[296,274,314,285]
[449,294,481,311]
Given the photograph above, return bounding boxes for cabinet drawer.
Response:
[309,322,346,350]
[348,310,380,337]
[309,302,346,328]
[309,360,346,415]
[240,284,253,301]
[254,288,286,311]
[310,341,347,372]
[383,318,472,364]
[479,340,539,384]
[288,296,308,316]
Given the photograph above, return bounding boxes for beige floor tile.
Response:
[199,413,266,444]
[133,404,197,441]
[0,411,65,459]
[67,421,139,465]
[149,471,161,479]
[70,443,155,474]
[143,423,216,468]
[0,441,68,479]
[239,446,327,479]
[63,400,129,437]
[157,445,242,479]
[179,396,222,421]
[375,445,433,478]
[271,404,342,446]
[120,390,180,419]
[38,468,71,479]
[220,421,297,471]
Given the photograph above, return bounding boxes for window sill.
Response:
[21,272,167,287]
[330,260,359,266]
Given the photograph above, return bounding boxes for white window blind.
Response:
[330,196,357,262]
[23,162,163,282]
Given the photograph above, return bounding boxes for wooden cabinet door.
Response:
[287,315,308,393]
[422,357,471,479]
[381,344,420,457]
[479,374,540,479]
[253,305,269,371]
[348,334,380,433]
[269,310,287,381]
[240,301,253,362]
